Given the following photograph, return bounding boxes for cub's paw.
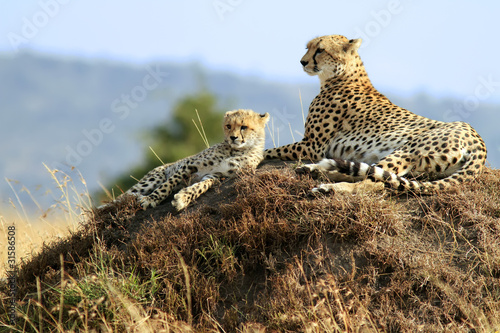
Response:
[172,192,190,211]
[138,195,158,210]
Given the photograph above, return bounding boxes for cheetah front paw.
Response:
[172,193,190,211]
[138,195,158,210]
[311,183,336,194]
[311,182,356,195]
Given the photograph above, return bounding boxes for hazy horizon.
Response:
[1,1,500,100]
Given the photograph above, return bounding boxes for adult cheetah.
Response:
[265,34,487,193]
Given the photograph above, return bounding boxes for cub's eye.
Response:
[316,48,324,54]
[226,125,231,129]
[241,125,248,130]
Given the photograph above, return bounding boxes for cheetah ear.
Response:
[260,112,270,124]
[343,38,362,52]
[224,110,235,118]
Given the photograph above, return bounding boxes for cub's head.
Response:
[300,35,362,82]
[223,109,269,149]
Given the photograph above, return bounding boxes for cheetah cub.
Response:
[124,109,269,210]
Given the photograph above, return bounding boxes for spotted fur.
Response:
[125,109,269,210]
[266,34,487,193]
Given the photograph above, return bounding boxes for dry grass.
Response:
[0,211,77,279]
[1,163,499,332]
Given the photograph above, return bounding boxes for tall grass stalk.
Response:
[193,108,210,149]
[148,146,165,165]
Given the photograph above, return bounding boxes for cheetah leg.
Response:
[264,140,324,161]
[172,174,220,211]
[127,164,171,196]
[296,159,364,182]
[312,179,384,195]
[298,158,384,194]
[139,172,185,209]
[97,164,171,209]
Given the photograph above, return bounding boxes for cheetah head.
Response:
[300,35,362,82]
[223,109,270,149]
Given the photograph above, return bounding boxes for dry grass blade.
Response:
[58,254,65,327]
[174,247,192,327]
[149,146,165,165]
[36,276,43,333]
[192,108,210,149]
[5,177,30,223]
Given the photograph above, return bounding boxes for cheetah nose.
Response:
[230,136,238,141]
[300,60,309,67]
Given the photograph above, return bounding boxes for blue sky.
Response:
[1,0,500,100]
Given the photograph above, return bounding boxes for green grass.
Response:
[1,164,500,332]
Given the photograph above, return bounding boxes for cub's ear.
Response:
[224,110,236,117]
[343,38,362,52]
[260,112,270,123]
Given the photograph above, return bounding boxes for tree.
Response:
[102,91,226,199]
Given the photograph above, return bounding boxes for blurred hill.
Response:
[0,52,498,211]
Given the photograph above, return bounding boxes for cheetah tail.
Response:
[318,154,484,193]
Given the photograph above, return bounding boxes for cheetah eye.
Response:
[241,125,248,130]
[316,48,324,55]
[226,125,231,129]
